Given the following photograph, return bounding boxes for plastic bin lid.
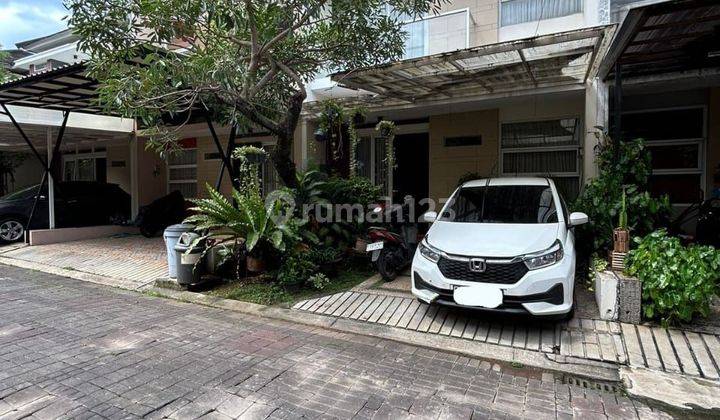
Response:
[164,223,195,234]
[176,231,202,248]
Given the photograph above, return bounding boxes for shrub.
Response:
[308,273,331,290]
[574,134,671,255]
[626,230,720,325]
[322,176,381,208]
[309,247,341,266]
[276,252,318,287]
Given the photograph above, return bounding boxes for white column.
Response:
[583,77,609,183]
[300,119,308,171]
[130,133,140,219]
[46,127,56,229]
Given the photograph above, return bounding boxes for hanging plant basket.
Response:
[352,112,365,125]
[244,153,266,164]
[314,128,328,142]
[246,255,265,273]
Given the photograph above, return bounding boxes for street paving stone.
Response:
[0,264,671,419]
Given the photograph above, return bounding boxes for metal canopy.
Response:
[0,62,110,115]
[331,26,614,105]
[0,61,134,238]
[599,0,720,80]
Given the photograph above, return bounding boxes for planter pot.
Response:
[354,237,368,253]
[613,228,630,253]
[594,268,619,321]
[593,269,641,324]
[246,256,265,273]
[314,128,327,142]
[610,250,628,271]
[243,153,265,164]
[617,272,642,324]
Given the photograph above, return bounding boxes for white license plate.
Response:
[453,285,503,308]
[366,241,384,252]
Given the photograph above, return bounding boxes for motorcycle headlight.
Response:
[419,241,441,263]
[523,240,564,270]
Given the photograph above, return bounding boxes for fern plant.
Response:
[185,184,301,254]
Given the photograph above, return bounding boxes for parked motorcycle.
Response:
[135,191,187,238]
[365,196,419,281]
[670,196,720,248]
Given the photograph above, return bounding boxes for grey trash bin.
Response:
[174,232,205,286]
[163,224,194,278]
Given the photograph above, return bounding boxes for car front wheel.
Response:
[0,218,25,243]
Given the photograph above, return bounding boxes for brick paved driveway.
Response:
[0,265,669,419]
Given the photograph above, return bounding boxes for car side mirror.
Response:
[421,211,438,223]
[568,212,588,226]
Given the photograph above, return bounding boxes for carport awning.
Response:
[0,62,109,115]
[599,0,720,80]
[330,26,614,104]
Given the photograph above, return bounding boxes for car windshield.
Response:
[1,185,41,201]
[440,184,558,224]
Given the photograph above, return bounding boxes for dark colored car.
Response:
[0,181,130,243]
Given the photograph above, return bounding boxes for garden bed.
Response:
[204,265,374,307]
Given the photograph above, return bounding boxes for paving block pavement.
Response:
[0,264,672,419]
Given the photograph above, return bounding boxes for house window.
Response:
[618,107,705,204]
[167,148,197,198]
[501,118,581,200]
[500,0,583,27]
[401,10,469,59]
[356,136,390,196]
[63,148,107,183]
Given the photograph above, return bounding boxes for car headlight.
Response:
[419,241,441,263]
[523,240,564,270]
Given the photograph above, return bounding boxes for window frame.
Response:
[355,123,429,199]
[619,105,707,206]
[166,147,198,198]
[499,0,585,28]
[400,8,471,59]
[499,116,583,199]
[62,146,107,182]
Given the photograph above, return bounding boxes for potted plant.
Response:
[355,236,369,253]
[314,128,328,142]
[233,145,266,164]
[246,249,265,273]
[613,188,629,253]
[611,189,629,270]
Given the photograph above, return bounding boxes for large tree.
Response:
[66,0,442,188]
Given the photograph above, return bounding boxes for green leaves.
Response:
[573,136,672,255]
[626,229,720,326]
[187,183,302,255]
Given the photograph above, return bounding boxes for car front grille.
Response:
[437,257,528,284]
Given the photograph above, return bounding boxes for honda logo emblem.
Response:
[469,258,486,273]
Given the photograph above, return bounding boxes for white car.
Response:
[411,177,588,319]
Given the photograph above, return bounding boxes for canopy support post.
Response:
[205,116,237,191]
[215,124,237,191]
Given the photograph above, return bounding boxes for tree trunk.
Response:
[229,90,304,189]
[270,91,305,189]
